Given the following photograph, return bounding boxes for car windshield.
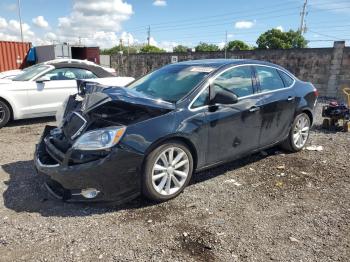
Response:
[13,65,51,81]
[128,64,214,103]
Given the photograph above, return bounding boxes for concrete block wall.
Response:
[111,41,350,99]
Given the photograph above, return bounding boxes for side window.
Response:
[212,66,254,97]
[71,68,97,79]
[192,88,209,109]
[255,66,285,92]
[278,70,294,87]
[44,68,97,81]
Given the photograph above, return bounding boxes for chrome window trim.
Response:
[254,64,296,90]
[188,63,296,112]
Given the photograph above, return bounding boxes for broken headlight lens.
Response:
[72,126,126,151]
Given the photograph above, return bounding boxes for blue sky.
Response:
[0,0,349,50]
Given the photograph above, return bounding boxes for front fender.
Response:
[0,92,19,120]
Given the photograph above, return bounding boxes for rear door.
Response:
[27,68,97,116]
[254,65,297,147]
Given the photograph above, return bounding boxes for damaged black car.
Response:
[34,59,318,203]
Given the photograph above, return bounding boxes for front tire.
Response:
[0,100,11,128]
[142,141,193,202]
[281,113,311,152]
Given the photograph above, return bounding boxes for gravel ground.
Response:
[0,103,349,262]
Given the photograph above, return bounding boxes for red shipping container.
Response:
[85,47,100,64]
[0,41,31,72]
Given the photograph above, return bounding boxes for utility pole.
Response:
[147,25,151,45]
[127,35,130,55]
[224,31,228,59]
[17,0,24,43]
[299,0,308,35]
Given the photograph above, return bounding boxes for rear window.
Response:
[278,70,295,87]
[255,66,285,92]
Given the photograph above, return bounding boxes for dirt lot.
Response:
[0,103,349,262]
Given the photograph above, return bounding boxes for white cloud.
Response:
[217,42,225,49]
[148,36,158,46]
[57,0,133,46]
[153,0,167,7]
[0,17,8,29]
[276,26,284,32]
[159,41,178,52]
[234,20,255,29]
[0,1,137,48]
[32,16,49,28]
[45,32,57,41]
[0,17,35,42]
[146,36,178,52]
[227,34,234,38]
[120,32,135,45]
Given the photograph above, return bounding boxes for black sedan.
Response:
[34,59,318,203]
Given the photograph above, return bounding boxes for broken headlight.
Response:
[72,126,126,151]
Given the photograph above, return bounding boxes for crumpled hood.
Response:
[78,80,175,113]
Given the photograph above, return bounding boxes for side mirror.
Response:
[36,76,50,83]
[210,88,238,105]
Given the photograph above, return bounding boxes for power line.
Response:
[125,0,301,31]
[126,0,350,32]
[305,29,344,40]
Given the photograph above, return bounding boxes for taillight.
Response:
[311,83,318,97]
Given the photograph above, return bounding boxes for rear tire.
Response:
[280,113,311,152]
[142,141,193,202]
[0,100,11,128]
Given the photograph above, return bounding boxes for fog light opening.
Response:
[81,188,100,199]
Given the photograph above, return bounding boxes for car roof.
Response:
[43,58,96,66]
[41,59,113,78]
[175,59,288,71]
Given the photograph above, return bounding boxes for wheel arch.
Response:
[142,135,198,171]
[0,96,14,120]
[295,107,313,126]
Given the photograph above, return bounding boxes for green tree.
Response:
[100,45,139,55]
[100,45,126,55]
[173,45,189,52]
[195,42,220,52]
[226,40,251,51]
[256,29,307,49]
[140,45,165,53]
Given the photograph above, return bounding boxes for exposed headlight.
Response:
[72,126,126,151]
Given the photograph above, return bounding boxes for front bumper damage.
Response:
[34,125,144,202]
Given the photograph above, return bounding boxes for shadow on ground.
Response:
[7,117,55,127]
[1,147,280,217]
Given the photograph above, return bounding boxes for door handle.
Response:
[249,106,260,112]
[287,96,295,101]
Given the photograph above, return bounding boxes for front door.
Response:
[27,68,97,116]
[206,66,263,164]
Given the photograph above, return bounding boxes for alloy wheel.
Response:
[0,104,4,122]
[293,115,310,149]
[151,147,190,196]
